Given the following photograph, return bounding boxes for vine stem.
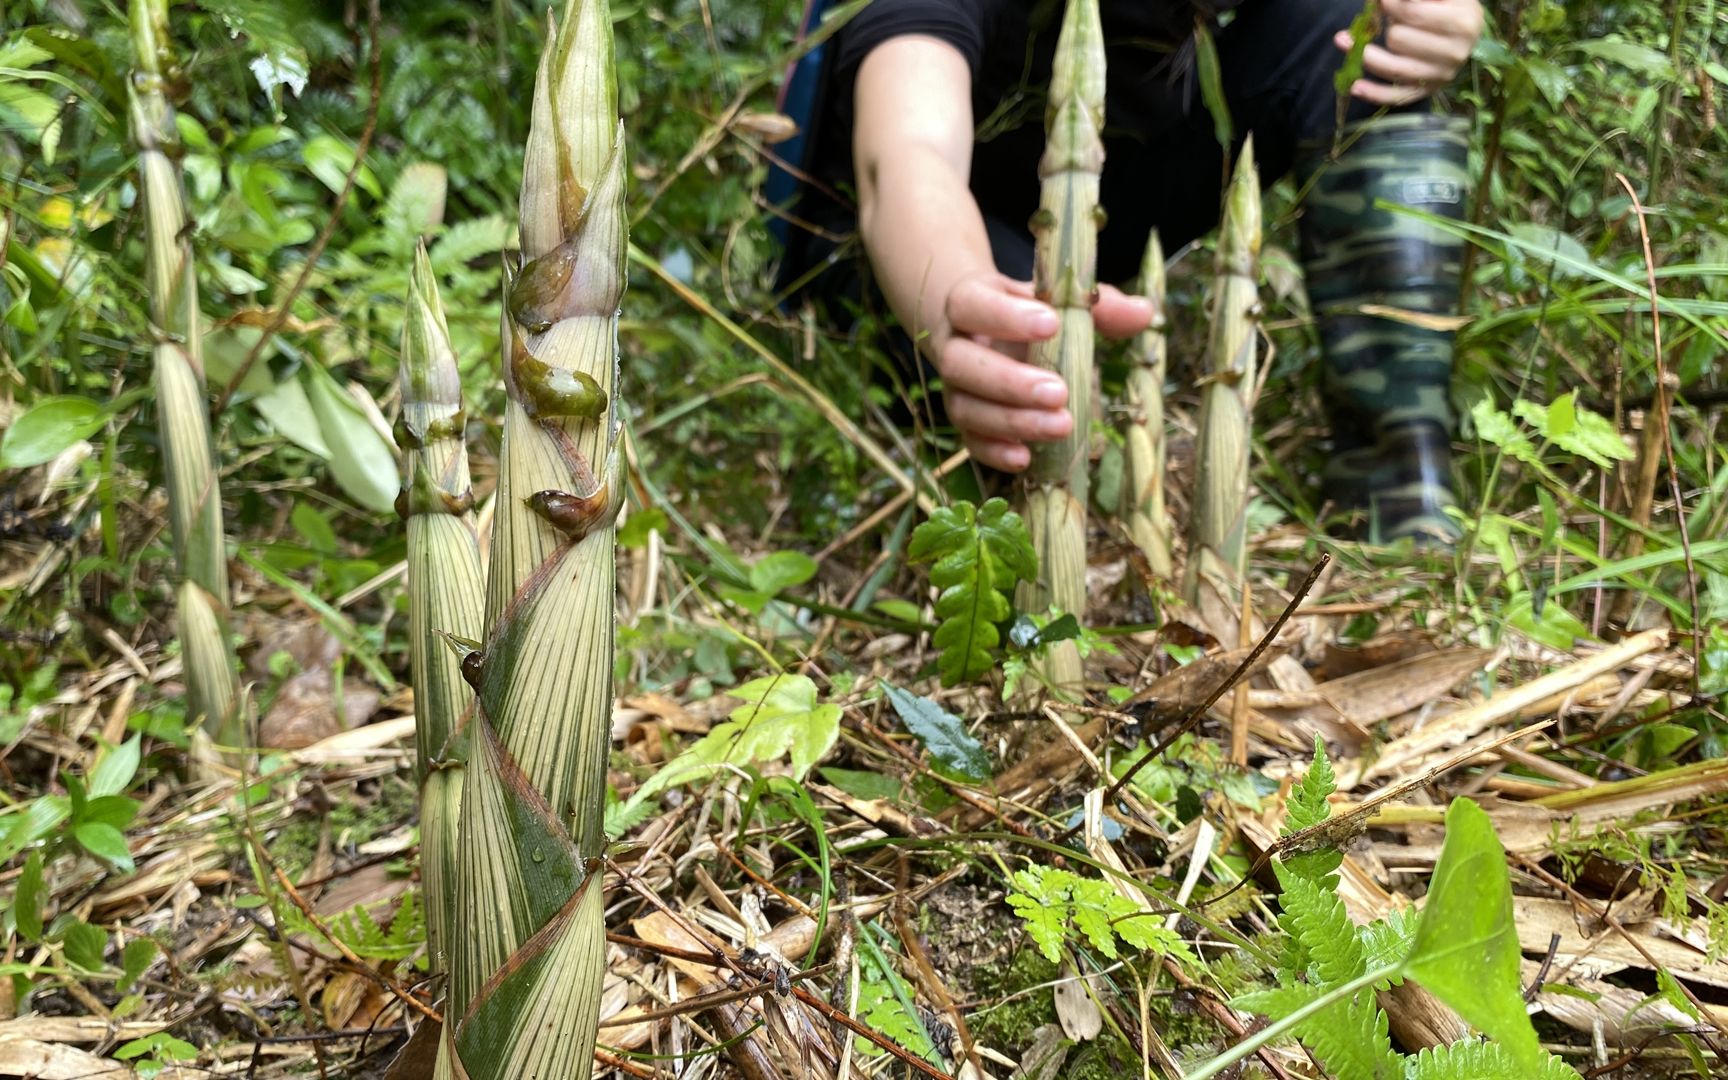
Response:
[1180,963,1402,1080]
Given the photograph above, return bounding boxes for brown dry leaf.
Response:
[1008,1024,1073,1080]
[322,969,385,1030]
[732,111,798,144]
[1354,303,1474,331]
[1052,966,1102,1041]
[1526,958,1728,1044]
[1316,647,1490,727]
[383,1018,442,1080]
[1123,645,1280,720]
[260,671,382,749]
[1313,631,1437,681]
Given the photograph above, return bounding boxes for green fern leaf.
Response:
[855,952,938,1062]
[1277,872,1365,987]
[1404,1039,1582,1080]
[1358,907,1417,988]
[1285,735,1337,834]
[909,498,1038,685]
[1007,865,1074,962]
[1112,914,1197,965]
[1236,983,1400,1080]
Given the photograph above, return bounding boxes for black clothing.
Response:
[782,0,1397,294]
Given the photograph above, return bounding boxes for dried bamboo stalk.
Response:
[129,0,241,747]
[1185,143,1262,601]
[1017,0,1104,696]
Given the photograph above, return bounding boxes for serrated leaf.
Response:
[1277,873,1364,987]
[882,684,991,781]
[1405,798,1542,1071]
[1471,398,1542,466]
[384,162,448,241]
[1405,1039,1582,1080]
[636,674,839,798]
[119,937,158,992]
[430,214,513,269]
[61,919,107,971]
[1518,392,1632,468]
[1284,735,1336,835]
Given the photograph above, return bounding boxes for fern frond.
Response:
[1232,984,1400,1080]
[1404,1039,1582,1080]
[1358,907,1418,988]
[1284,735,1336,835]
[1276,871,1364,986]
[908,498,1038,685]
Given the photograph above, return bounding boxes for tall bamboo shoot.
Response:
[129,0,241,747]
[443,0,624,1075]
[1122,230,1172,578]
[1018,0,1104,696]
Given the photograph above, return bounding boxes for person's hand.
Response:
[936,271,1153,472]
[1335,0,1484,107]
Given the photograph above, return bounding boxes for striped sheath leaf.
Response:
[398,243,483,977]
[1017,0,1104,697]
[445,1,623,1075]
[1186,145,1262,599]
[130,0,240,745]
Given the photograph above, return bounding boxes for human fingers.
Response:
[945,273,1059,344]
[1092,284,1157,339]
[944,387,1073,446]
[965,433,1032,473]
[1357,40,1457,87]
[1344,76,1431,107]
[939,335,1067,411]
[1381,0,1484,41]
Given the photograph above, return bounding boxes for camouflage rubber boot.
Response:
[1297,113,1471,546]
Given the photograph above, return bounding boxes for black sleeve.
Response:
[832,0,997,81]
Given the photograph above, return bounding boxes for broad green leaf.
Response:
[883,684,991,782]
[74,821,135,873]
[291,502,340,553]
[1572,39,1677,80]
[252,372,331,457]
[1405,798,1542,1070]
[818,767,902,801]
[617,507,667,549]
[749,550,817,594]
[0,395,108,468]
[1506,222,1594,280]
[13,851,44,941]
[60,919,107,971]
[115,1031,198,1063]
[302,133,382,199]
[88,734,141,797]
[304,363,398,513]
[79,796,141,832]
[636,674,840,798]
[201,327,278,399]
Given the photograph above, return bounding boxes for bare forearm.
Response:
[857,147,996,357]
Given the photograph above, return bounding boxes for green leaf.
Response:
[303,363,398,514]
[908,498,1037,685]
[1405,1039,1582,1080]
[301,133,382,199]
[88,734,140,797]
[119,938,158,993]
[60,919,107,971]
[749,550,817,594]
[115,1030,198,1063]
[0,395,108,468]
[79,796,141,831]
[1471,398,1542,466]
[291,502,340,553]
[818,767,902,801]
[1006,866,1075,963]
[1572,39,1677,80]
[74,822,135,873]
[12,851,44,941]
[882,684,991,782]
[0,795,71,863]
[252,372,331,456]
[1192,24,1231,149]
[1405,798,1542,1070]
[1333,2,1377,95]
[617,508,667,549]
[635,674,840,798]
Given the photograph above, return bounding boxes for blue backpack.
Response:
[765,0,838,265]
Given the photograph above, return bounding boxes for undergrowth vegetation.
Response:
[1,0,1725,1077]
